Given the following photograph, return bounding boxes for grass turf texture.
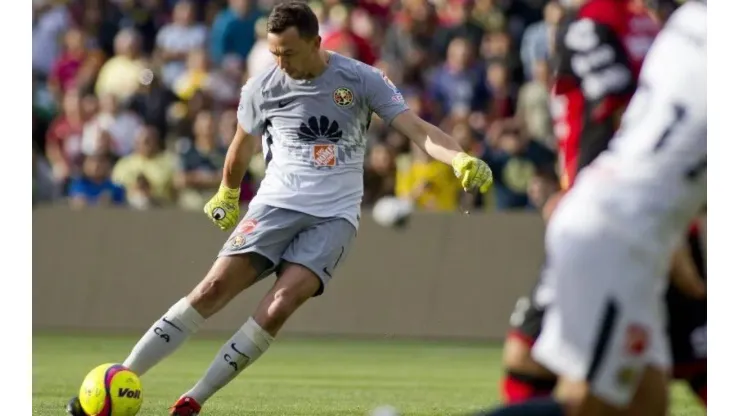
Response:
[33,334,704,416]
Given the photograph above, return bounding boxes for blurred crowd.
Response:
[32,0,568,213]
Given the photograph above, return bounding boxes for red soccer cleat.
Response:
[169,396,202,415]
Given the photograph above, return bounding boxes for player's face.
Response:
[267,27,321,79]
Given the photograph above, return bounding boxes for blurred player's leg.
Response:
[173,217,355,412]
[503,298,557,404]
[668,226,707,407]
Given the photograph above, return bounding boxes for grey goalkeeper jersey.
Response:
[237,52,409,229]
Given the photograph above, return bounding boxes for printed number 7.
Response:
[652,104,686,152]
[652,103,705,180]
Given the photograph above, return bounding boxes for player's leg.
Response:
[533,230,671,416]
[174,217,355,410]
[668,228,707,407]
[121,204,298,377]
[66,204,300,415]
[502,296,557,404]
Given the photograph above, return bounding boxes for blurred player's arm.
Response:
[670,242,706,299]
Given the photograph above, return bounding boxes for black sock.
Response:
[476,397,565,416]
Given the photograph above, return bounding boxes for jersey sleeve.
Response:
[236,78,265,136]
[359,64,409,124]
[554,18,636,118]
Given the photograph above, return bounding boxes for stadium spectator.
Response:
[322,4,377,65]
[173,48,211,101]
[429,37,489,120]
[519,0,563,80]
[155,0,208,88]
[95,28,147,102]
[381,0,436,82]
[246,17,273,78]
[485,59,517,121]
[128,72,179,141]
[482,119,556,210]
[32,0,72,80]
[174,111,226,210]
[68,154,126,209]
[432,0,485,62]
[396,145,461,212]
[82,94,143,158]
[516,59,554,149]
[45,89,86,188]
[209,0,263,65]
[47,27,105,100]
[205,54,244,109]
[363,143,397,207]
[111,125,178,207]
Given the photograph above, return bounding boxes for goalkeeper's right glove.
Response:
[203,184,241,231]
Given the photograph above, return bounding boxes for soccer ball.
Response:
[78,363,143,416]
[371,196,413,228]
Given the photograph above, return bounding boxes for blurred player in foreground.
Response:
[480,0,706,415]
[66,2,493,415]
[500,0,707,411]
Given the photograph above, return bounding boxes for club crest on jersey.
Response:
[333,87,354,107]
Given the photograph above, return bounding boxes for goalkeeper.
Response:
[67,2,492,414]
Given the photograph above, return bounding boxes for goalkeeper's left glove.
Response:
[452,152,493,193]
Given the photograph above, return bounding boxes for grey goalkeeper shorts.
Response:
[218,203,356,296]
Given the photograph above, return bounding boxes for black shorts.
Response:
[507,232,707,379]
[666,230,707,379]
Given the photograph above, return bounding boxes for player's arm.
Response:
[362,65,492,192]
[390,111,462,165]
[391,112,492,192]
[669,242,706,299]
[222,124,257,189]
[203,78,264,230]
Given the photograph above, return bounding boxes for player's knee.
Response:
[266,286,305,321]
[187,277,227,317]
[503,336,532,370]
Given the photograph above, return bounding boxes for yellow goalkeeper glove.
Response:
[203,184,241,231]
[452,152,493,193]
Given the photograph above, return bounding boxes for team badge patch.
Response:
[333,87,354,107]
[228,234,247,250]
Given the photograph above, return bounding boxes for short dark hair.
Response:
[266,1,319,39]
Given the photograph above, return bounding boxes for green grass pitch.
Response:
[33,334,704,415]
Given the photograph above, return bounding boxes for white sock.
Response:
[184,317,274,404]
[123,298,205,376]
